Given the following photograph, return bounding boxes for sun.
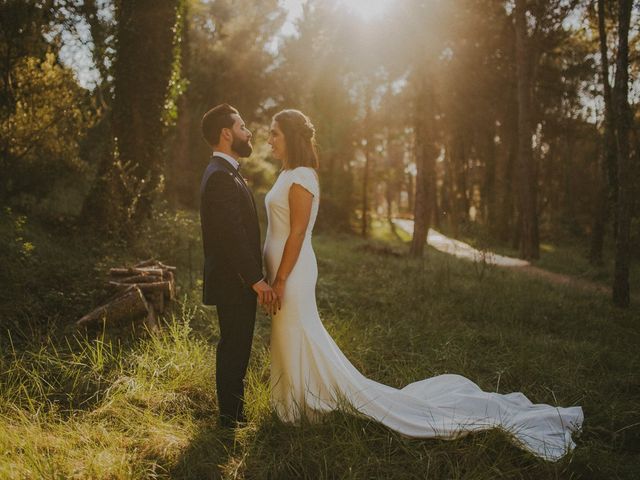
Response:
[340,0,392,21]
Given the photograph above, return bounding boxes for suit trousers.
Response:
[215,296,257,425]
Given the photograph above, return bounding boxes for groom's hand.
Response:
[252,279,275,307]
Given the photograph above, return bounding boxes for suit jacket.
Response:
[200,155,263,305]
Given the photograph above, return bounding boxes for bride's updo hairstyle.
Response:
[273,109,319,170]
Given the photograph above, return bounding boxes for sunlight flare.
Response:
[340,0,392,21]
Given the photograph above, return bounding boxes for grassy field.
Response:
[1,209,639,479]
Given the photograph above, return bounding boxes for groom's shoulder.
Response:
[200,160,234,194]
[206,156,232,171]
[203,158,234,178]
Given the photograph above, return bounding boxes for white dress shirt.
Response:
[213,150,240,171]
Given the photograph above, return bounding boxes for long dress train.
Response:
[263,167,583,461]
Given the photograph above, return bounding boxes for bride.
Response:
[262,109,583,461]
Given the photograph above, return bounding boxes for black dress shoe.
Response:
[219,414,247,429]
[219,416,237,429]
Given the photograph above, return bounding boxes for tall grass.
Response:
[0,212,638,478]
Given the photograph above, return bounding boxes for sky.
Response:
[58,0,637,112]
[61,0,308,89]
[280,0,306,37]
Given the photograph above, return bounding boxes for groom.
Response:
[199,103,276,428]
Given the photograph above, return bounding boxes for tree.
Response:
[382,0,449,256]
[0,0,54,116]
[590,0,618,264]
[410,66,438,256]
[82,0,180,232]
[612,0,634,307]
[112,0,179,222]
[514,0,540,259]
[0,54,92,202]
[361,88,373,237]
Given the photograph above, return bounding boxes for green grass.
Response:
[1,210,639,478]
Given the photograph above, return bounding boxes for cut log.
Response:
[134,259,177,272]
[77,286,148,327]
[157,262,177,272]
[143,303,159,333]
[148,290,165,313]
[109,280,173,298]
[115,275,162,284]
[79,259,176,333]
[166,273,176,300]
[134,258,158,268]
[109,267,164,278]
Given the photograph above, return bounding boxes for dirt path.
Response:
[393,219,618,298]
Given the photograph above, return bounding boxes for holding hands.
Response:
[252,279,276,307]
[251,278,282,316]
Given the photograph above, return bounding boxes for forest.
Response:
[1,0,639,302]
[1,0,639,478]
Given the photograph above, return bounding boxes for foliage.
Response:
[164,0,285,208]
[0,207,35,266]
[0,0,55,113]
[0,213,113,340]
[0,53,93,203]
[163,0,188,129]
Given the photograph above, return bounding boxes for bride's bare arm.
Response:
[272,183,313,311]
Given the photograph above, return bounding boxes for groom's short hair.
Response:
[201,104,239,147]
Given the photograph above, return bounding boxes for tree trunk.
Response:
[591,0,618,264]
[385,185,393,223]
[442,145,456,235]
[497,102,518,244]
[112,0,179,222]
[483,123,497,231]
[410,69,437,257]
[361,88,372,237]
[590,179,608,264]
[169,76,192,206]
[612,0,633,307]
[168,1,191,207]
[411,74,428,256]
[430,169,440,230]
[426,135,438,233]
[514,0,539,259]
[440,148,453,233]
[451,133,470,231]
[361,140,370,237]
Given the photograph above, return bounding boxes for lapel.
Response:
[211,155,258,216]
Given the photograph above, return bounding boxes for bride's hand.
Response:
[271,278,285,315]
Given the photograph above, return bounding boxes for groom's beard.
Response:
[232,136,253,158]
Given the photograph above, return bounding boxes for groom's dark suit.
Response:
[200,154,263,426]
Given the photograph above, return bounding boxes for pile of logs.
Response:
[76,259,176,333]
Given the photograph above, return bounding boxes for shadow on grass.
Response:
[169,420,238,480]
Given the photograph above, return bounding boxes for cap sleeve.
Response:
[290,167,319,197]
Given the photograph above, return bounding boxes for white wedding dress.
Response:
[263,166,583,461]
